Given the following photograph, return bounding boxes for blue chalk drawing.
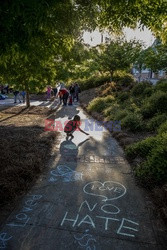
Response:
[0,233,12,249]
[49,165,83,183]
[74,232,96,250]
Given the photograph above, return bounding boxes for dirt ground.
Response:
[0,106,58,225]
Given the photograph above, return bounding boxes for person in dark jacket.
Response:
[74,83,81,102]
[13,90,21,103]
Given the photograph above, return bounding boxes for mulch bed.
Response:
[0,106,51,115]
[0,106,58,225]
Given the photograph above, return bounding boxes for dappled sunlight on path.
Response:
[0,103,165,250]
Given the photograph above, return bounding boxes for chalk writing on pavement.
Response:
[7,194,42,228]
[61,181,139,238]
[49,165,83,183]
[83,181,126,201]
[0,194,43,249]
[74,231,96,250]
[0,233,12,249]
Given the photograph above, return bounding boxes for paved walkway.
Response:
[0,104,166,249]
[0,98,57,108]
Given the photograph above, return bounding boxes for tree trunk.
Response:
[139,68,142,82]
[25,84,30,108]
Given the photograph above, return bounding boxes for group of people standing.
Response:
[47,82,81,106]
[11,82,81,105]
[13,90,26,103]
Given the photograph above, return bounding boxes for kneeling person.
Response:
[64,115,89,139]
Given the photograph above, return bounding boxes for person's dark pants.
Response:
[63,92,69,105]
[22,95,25,103]
[54,89,57,97]
[75,92,79,102]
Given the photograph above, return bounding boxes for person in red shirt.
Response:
[59,88,69,105]
[64,115,89,139]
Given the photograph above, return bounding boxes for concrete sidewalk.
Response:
[0,105,166,249]
[0,98,57,108]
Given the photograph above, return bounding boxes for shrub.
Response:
[126,132,167,184]
[147,113,167,131]
[136,133,167,183]
[141,103,154,119]
[155,80,167,92]
[101,82,117,95]
[128,101,141,113]
[126,136,157,159]
[114,109,129,120]
[117,92,129,102]
[131,81,152,96]
[121,112,144,132]
[87,95,115,113]
[78,75,111,91]
[93,75,111,88]
[141,91,167,118]
[103,103,118,116]
[158,121,167,135]
[77,78,94,90]
[143,87,154,97]
[112,71,135,87]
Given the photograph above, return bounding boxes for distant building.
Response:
[132,68,167,84]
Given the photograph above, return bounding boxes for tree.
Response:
[94,38,142,79]
[0,45,56,107]
[0,0,166,107]
[134,50,148,82]
[143,43,167,77]
[0,0,86,106]
[75,0,167,43]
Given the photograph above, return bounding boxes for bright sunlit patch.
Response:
[83,30,101,46]
[83,27,154,48]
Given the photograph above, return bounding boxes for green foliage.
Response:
[94,75,111,88]
[142,87,154,97]
[142,91,167,118]
[95,39,141,77]
[158,121,167,135]
[78,75,110,91]
[121,112,144,132]
[114,109,129,120]
[134,42,167,76]
[126,136,157,159]
[101,82,117,96]
[147,113,167,131]
[155,80,167,92]
[126,128,167,184]
[112,71,135,87]
[87,95,115,113]
[136,133,167,183]
[103,103,120,119]
[94,1,167,43]
[131,81,152,96]
[117,92,130,102]
[0,0,98,106]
